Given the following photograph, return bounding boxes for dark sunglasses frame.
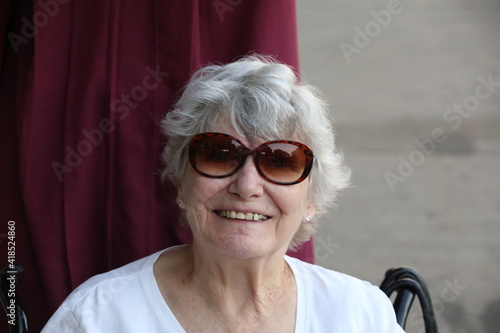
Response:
[188,132,314,185]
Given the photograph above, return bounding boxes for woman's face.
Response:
[177,126,315,260]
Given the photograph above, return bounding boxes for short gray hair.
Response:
[160,55,350,249]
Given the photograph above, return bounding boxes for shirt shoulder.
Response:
[42,246,187,333]
[285,255,382,298]
[63,250,161,306]
[285,256,405,332]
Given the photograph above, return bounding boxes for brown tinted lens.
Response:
[257,142,307,183]
[194,135,244,177]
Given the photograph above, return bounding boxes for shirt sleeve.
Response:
[41,306,85,333]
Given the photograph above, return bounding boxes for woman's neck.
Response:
[185,240,295,312]
[154,243,297,332]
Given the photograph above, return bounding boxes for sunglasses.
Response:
[188,132,314,185]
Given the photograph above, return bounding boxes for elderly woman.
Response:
[42,56,404,332]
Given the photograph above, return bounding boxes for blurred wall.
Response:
[297,1,500,332]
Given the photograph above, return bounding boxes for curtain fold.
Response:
[0,1,312,331]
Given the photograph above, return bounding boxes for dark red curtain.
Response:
[0,0,314,331]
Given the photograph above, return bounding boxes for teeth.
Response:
[217,210,269,221]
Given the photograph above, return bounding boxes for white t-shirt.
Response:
[42,246,404,332]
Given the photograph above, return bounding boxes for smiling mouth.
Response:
[216,210,270,221]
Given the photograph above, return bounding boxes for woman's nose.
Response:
[228,155,265,199]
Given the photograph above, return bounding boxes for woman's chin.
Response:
[210,235,279,260]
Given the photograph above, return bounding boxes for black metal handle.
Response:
[380,267,438,333]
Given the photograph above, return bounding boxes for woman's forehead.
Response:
[206,115,305,146]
